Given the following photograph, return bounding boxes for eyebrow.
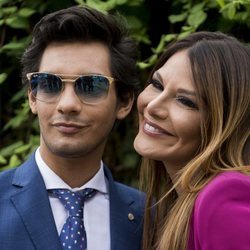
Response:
[155,71,163,82]
[154,71,197,97]
[178,88,197,97]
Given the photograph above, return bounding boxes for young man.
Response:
[0,6,144,250]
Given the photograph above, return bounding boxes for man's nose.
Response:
[56,83,82,114]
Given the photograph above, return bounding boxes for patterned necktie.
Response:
[50,188,97,250]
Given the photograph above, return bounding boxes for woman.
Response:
[134,31,250,249]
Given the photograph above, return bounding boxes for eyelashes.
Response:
[148,78,199,110]
[149,79,164,91]
[175,96,198,109]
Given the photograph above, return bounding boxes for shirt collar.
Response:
[35,148,108,194]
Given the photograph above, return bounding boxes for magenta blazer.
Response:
[188,171,250,249]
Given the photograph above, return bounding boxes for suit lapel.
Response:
[104,166,143,250]
[11,153,62,250]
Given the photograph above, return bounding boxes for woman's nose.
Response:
[145,93,169,120]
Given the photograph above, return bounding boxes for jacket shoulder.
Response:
[0,168,17,198]
[115,181,144,197]
[190,171,250,249]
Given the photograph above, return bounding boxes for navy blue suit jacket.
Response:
[0,153,145,250]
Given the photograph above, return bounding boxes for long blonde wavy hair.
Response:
[139,32,250,250]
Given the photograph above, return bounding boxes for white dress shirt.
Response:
[35,148,111,250]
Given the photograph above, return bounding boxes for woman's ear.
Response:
[116,94,134,120]
[28,89,37,115]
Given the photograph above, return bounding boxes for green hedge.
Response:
[0,0,249,186]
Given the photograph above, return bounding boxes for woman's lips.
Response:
[143,119,174,136]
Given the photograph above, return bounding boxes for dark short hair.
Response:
[21,6,139,101]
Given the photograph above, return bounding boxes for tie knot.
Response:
[49,188,97,218]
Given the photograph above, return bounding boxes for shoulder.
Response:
[104,165,145,212]
[191,171,250,248]
[0,168,16,188]
[113,181,146,222]
[0,152,36,199]
[104,164,145,199]
[195,171,250,218]
[0,167,19,202]
[115,181,145,199]
[196,171,250,206]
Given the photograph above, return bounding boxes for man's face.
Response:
[28,41,133,162]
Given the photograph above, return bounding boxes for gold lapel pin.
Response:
[128,213,134,221]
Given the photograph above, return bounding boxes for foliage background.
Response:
[0,0,249,187]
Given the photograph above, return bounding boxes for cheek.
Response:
[136,92,149,128]
[36,104,53,126]
[137,89,153,114]
[136,93,145,114]
[172,111,201,142]
[93,102,118,127]
[37,111,48,128]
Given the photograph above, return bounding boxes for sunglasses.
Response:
[26,72,115,104]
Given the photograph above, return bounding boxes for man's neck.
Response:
[39,148,102,188]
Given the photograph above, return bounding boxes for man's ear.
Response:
[116,94,134,120]
[28,89,37,115]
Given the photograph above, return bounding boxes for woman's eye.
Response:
[176,96,198,109]
[148,79,164,91]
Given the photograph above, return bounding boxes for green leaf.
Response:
[126,15,142,29]
[3,104,30,130]
[85,0,115,11]
[0,72,7,84]
[0,155,7,164]
[0,141,24,157]
[14,144,31,154]
[238,11,249,21]
[152,35,166,54]
[148,54,158,65]
[2,6,17,15]
[163,34,177,42]
[8,154,21,168]
[5,16,29,29]
[207,0,219,8]
[138,53,158,69]
[74,0,86,5]
[137,61,151,69]
[29,135,40,150]
[0,0,11,7]
[126,0,144,6]
[169,13,188,23]
[132,32,150,44]
[18,8,36,18]
[183,2,191,10]
[190,2,205,13]
[216,0,225,8]
[1,40,26,51]
[227,4,236,19]
[116,0,127,4]
[178,29,194,40]
[182,25,194,32]
[187,10,207,28]
[10,88,27,103]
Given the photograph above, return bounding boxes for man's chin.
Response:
[49,146,87,159]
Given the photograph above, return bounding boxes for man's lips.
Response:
[53,122,86,134]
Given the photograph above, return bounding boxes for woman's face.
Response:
[134,50,202,174]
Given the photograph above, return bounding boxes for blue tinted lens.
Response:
[30,73,62,95]
[75,75,109,100]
